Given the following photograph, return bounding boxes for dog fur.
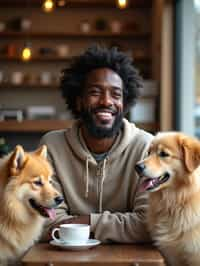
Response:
[0,145,63,265]
[135,132,200,266]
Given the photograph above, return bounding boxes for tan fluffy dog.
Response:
[0,145,63,265]
[135,132,200,266]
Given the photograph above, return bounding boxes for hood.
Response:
[65,118,139,164]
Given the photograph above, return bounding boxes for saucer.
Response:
[50,239,101,251]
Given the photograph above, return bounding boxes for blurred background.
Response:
[0,0,198,152]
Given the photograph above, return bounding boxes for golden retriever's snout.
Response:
[135,162,146,175]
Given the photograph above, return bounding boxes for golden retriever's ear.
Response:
[35,145,47,158]
[181,137,200,172]
[10,145,26,176]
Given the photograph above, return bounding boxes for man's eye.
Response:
[34,180,43,186]
[87,88,101,95]
[90,90,100,94]
[159,151,169,157]
[113,93,122,99]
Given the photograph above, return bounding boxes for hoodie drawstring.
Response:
[85,157,89,198]
[99,158,107,213]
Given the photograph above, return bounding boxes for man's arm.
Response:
[90,189,151,243]
[46,189,150,243]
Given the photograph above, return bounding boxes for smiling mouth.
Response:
[95,108,115,117]
[29,198,56,220]
[93,109,116,125]
[139,172,170,192]
[95,111,114,120]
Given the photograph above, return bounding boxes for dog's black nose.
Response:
[135,163,145,174]
[54,196,64,205]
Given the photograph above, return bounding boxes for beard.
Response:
[80,107,123,139]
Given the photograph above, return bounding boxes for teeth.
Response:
[96,112,112,118]
[98,112,111,115]
[159,174,165,180]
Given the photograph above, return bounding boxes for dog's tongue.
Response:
[139,179,154,192]
[44,208,56,220]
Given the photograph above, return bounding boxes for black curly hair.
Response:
[60,44,143,117]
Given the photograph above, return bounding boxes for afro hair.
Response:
[60,44,143,117]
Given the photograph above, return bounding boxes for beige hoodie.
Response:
[40,118,153,243]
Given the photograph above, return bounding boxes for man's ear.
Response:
[181,137,200,172]
[35,145,47,158]
[10,145,26,176]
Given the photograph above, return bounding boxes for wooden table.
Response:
[21,243,165,266]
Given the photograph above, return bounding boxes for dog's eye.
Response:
[145,150,151,157]
[147,150,151,156]
[159,151,169,157]
[33,180,43,186]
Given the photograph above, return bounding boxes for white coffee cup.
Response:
[52,224,90,244]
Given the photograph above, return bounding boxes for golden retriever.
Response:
[0,145,63,265]
[135,132,200,266]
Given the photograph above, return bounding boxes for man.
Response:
[40,45,153,243]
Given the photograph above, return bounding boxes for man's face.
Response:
[78,68,124,138]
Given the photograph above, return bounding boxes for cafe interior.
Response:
[0,0,198,152]
[0,0,200,265]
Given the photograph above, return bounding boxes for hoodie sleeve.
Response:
[90,189,151,243]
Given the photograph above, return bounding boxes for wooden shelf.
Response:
[137,122,159,132]
[0,0,152,8]
[0,120,74,132]
[0,55,151,63]
[0,85,157,98]
[0,31,151,39]
[0,84,58,89]
[0,120,158,133]
[0,56,73,62]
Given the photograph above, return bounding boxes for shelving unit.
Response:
[0,84,58,89]
[0,0,152,9]
[0,55,151,62]
[0,31,151,38]
[0,120,158,133]
[0,0,170,149]
[0,120,74,132]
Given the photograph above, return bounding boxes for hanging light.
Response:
[117,0,129,9]
[21,0,32,62]
[42,0,54,12]
[21,42,32,61]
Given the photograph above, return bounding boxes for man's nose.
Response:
[99,92,112,106]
